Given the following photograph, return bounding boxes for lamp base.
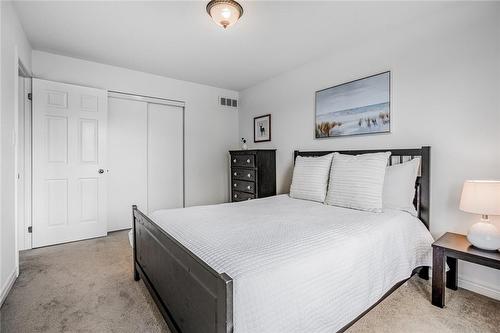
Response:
[467,221,500,251]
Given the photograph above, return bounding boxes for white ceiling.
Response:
[14,1,450,91]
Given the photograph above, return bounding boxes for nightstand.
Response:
[432,232,500,307]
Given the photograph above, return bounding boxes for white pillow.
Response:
[325,152,391,212]
[290,153,333,202]
[383,158,420,216]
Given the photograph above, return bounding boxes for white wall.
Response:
[32,50,239,208]
[1,1,32,304]
[238,3,500,298]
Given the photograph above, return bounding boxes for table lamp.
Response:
[459,180,500,251]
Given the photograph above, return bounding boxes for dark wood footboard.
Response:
[132,205,233,333]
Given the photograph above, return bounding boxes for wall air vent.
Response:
[220,97,238,109]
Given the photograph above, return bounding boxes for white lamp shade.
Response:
[459,180,500,216]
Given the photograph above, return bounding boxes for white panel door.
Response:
[148,103,184,213]
[32,79,107,247]
[107,97,148,231]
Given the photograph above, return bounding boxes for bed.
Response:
[132,147,432,333]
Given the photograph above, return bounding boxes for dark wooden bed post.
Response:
[132,205,140,281]
[417,146,431,280]
[419,146,431,230]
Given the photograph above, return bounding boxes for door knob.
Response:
[98,169,104,174]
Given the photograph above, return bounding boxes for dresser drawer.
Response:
[231,168,255,181]
[231,154,255,167]
[231,179,255,194]
[232,190,255,202]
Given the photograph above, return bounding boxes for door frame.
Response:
[107,91,186,209]
[16,61,32,253]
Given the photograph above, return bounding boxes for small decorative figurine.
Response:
[241,138,248,150]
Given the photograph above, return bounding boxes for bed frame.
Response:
[132,146,431,333]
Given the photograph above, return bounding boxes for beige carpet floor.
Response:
[0,230,498,332]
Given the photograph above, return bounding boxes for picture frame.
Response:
[315,71,391,138]
[254,114,271,142]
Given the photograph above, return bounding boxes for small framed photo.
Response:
[254,114,271,142]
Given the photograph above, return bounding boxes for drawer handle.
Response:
[247,173,251,178]
[247,185,251,190]
[233,159,237,163]
[233,183,237,187]
[246,159,250,163]
[234,194,238,198]
[234,172,237,176]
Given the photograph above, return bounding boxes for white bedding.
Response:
[148,195,434,333]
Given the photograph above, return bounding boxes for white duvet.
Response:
[148,195,434,333]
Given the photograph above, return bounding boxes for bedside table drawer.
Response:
[231,154,255,167]
[232,190,255,202]
[231,168,255,181]
[231,179,255,194]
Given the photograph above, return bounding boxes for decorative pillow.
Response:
[290,153,334,202]
[325,152,391,212]
[383,158,420,216]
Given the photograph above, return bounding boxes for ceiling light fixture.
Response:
[206,0,244,29]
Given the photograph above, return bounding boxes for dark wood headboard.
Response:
[294,147,430,229]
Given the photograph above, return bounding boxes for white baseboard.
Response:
[0,268,18,307]
[458,276,500,301]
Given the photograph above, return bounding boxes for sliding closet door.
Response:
[107,97,147,231]
[147,103,184,213]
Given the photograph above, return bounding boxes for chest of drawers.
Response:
[229,149,276,202]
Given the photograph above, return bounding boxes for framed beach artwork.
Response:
[315,71,391,138]
[254,114,271,142]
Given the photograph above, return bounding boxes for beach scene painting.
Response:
[315,72,390,138]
